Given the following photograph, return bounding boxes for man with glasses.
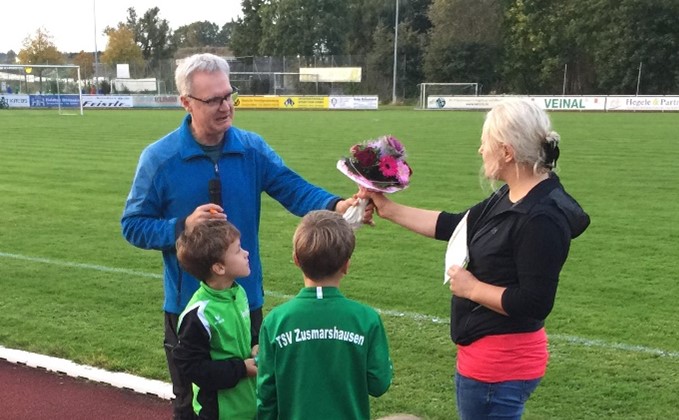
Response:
[121,53,360,419]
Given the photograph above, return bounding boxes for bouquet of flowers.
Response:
[336,135,412,193]
[337,135,412,228]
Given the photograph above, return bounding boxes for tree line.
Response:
[4,0,679,98]
[230,0,679,96]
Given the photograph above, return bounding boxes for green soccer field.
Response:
[1,108,677,419]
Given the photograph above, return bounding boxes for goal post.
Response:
[417,82,479,110]
[0,64,84,115]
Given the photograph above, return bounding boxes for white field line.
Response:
[2,251,677,359]
[1,250,677,361]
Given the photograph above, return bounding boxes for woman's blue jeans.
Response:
[455,371,541,420]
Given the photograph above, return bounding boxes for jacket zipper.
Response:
[176,260,183,308]
[231,293,250,355]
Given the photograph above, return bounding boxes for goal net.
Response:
[417,83,479,110]
[0,64,83,115]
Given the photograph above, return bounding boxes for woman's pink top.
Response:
[456,328,548,382]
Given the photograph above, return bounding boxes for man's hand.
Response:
[336,195,375,226]
[334,197,357,214]
[185,204,227,232]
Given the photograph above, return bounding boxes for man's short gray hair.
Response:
[174,53,230,96]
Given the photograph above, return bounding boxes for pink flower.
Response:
[338,134,412,193]
[379,155,399,177]
[396,161,411,184]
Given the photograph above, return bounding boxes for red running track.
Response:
[0,359,172,419]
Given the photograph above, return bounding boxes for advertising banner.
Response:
[29,94,81,108]
[81,95,133,108]
[280,96,328,109]
[427,96,508,110]
[606,96,679,112]
[235,96,331,109]
[133,95,181,108]
[300,67,362,83]
[428,95,607,111]
[535,96,606,111]
[329,96,379,110]
[235,96,281,109]
[0,94,30,108]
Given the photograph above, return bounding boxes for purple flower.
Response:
[386,135,405,154]
[339,134,412,193]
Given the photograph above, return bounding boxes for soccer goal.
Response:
[0,64,84,115]
[416,82,479,110]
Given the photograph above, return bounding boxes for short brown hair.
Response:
[293,210,355,281]
[176,220,241,282]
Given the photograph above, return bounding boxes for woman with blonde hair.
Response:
[360,99,589,419]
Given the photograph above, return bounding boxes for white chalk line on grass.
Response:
[3,251,677,359]
[1,251,677,401]
[2,251,677,359]
[0,251,165,279]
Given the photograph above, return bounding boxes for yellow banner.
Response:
[235,96,281,109]
[235,96,329,109]
[279,96,328,109]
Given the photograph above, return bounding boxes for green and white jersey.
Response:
[175,282,256,419]
[257,287,392,420]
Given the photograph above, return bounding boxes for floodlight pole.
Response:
[93,0,99,82]
[391,0,399,104]
[635,62,642,96]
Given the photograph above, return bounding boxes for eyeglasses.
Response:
[187,86,239,107]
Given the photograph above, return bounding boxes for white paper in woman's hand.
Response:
[444,210,469,284]
[343,198,368,230]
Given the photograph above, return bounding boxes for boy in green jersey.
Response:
[174,220,258,419]
[257,210,393,419]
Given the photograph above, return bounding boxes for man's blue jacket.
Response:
[122,115,338,314]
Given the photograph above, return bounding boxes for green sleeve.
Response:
[366,314,393,397]
[256,321,278,419]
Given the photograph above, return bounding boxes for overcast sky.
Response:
[1,0,242,54]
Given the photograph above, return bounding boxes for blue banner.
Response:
[29,94,80,108]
